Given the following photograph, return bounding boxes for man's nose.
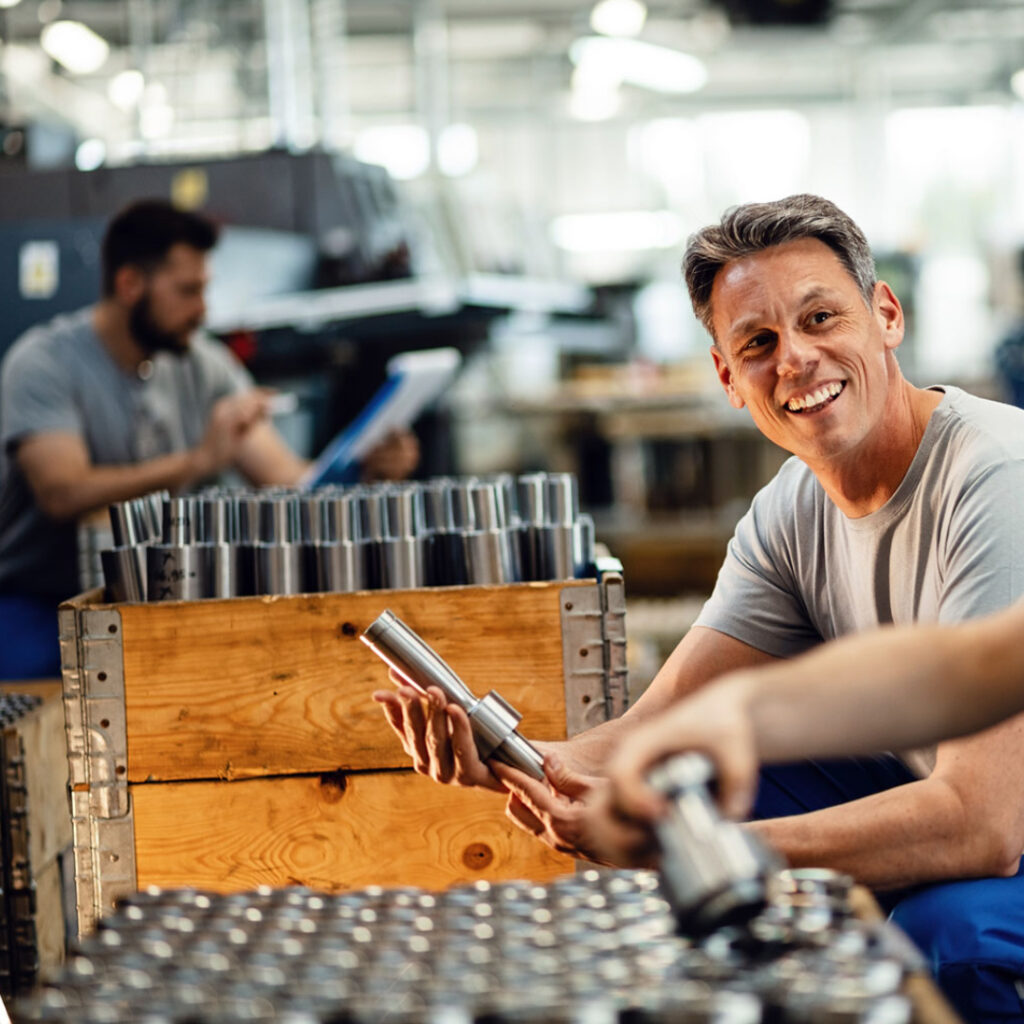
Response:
[775,328,818,377]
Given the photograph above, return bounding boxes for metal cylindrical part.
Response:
[161,497,193,545]
[360,610,545,781]
[199,495,235,546]
[236,495,262,544]
[101,547,146,603]
[463,529,516,585]
[386,487,425,540]
[146,544,210,602]
[381,537,427,590]
[546,523,578,580]
[109,502,138,548]
[546,473,578,526]
[252,542,303,596]
[648,753,779,936]
[315,541,365,593]
[469,483,504,531]
[517,473,547,525]
[575,513,595,576]
[203,542,241,599]
[259,495,299,544]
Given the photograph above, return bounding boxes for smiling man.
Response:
[374,194,1024,1020]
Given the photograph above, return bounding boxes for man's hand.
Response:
[373,678,507,792]
[602,674,760,827]
[361,429,419,482]
[192,389,275,479]
[494,755,618,863]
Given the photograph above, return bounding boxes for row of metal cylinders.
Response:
[101,474,595,603]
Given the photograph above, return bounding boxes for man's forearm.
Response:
[749,775,1016,889]
[39,451,207,522]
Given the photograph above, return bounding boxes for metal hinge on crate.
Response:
[560,567,630,737]
[58,605,137,936]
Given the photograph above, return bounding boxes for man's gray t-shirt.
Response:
[697,387,1024,651]
[0,307,253,601]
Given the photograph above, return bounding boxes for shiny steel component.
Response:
[146,497,210,601]
[253,494,302,595]
[315,491,366,592]
[100,547,145,603]
[382,487,428,589]
[462,482,518,585]
[361,609,544,780]
[648,753,782,936]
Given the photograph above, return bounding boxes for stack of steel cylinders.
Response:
[14,868,915,1023]
[100,473,596,603]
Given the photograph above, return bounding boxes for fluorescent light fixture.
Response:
[74,138,105,171]
[40,20,109,74]
[108,69,145,111]
[570,36,707,94]
[354,125,429,180]
[550,210,683,252]
[0,0,24,9]
[590,0,647,38]
[1012,68,1024,101]
[438,123,478,177]
[140,103,174,139]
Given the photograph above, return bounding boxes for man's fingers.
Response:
[543,754,597,800]
[398,689,432,773]
[423,688,455,783]
[505,793,546,837]
[716,750,759,820]
[448,706,505,792]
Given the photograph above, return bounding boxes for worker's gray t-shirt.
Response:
[694,386,1024,769]
[0,307,253,601]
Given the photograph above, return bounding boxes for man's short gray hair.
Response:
[682,194,877,341]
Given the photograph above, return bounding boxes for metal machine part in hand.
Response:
[360,609,546,781]
[649,752,783,936]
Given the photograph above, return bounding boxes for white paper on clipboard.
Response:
[300,346,461,488]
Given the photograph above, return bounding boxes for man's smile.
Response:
[783,380,846,414]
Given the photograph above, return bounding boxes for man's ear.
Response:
[112,264,147,306]
[711,345,745,409]
[873,281,904,351]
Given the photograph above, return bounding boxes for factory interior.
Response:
[1,0,1024,1021]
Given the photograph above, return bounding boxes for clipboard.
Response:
[299,346,461,488]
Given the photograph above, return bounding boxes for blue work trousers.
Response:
[0,595,61,679]
[755,757,1024,1022]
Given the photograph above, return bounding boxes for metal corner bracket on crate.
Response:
[560,566,629,737]
[58,604,136,936]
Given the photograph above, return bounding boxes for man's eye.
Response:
[810,311,832,325]
[745,333,773,351]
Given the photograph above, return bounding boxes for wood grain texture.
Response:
[115,583,588,782]
[132,770,575,893]
[0,683,71,871]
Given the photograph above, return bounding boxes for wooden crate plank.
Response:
[0,684,71,873]
[117,583,586,783]
[132,771,574,893]
[35,857,66,972]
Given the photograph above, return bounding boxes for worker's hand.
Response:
[192,389,275,479]
[492,754,617,863]
[602,674,761,829]
[373,677,507,792]
[361,429,420,482]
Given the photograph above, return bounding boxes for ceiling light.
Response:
[108,69,145,111]
[438,123,478,177]
[74,138,106,171]
[40,20,109,74]
[590,0,647,38]
[354,125,429,181]
[0,0,24,9]
[1012,68,1024,102]
[570,36,707,94]
[550,210,683,252]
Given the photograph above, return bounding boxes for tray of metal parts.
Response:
[13,866,953,1023]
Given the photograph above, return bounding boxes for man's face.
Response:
[708,237,904,468]
[129,243,209,356]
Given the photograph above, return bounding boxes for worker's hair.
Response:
[682,194,877,342]
[101,199,218,296]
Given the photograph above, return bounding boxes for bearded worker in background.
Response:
[374,194,1024,1022]
[0,199,417,679]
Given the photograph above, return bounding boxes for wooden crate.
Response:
[58,575,628,935]
[0,683,73,993]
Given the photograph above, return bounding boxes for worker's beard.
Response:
[129,292,196,356]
